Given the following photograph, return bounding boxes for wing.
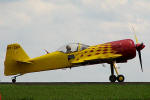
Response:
[70,43,122,64]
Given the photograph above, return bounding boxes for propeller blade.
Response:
[130,24,139,44]
[130,24,144,72]
[134,34,138,44]
[137,50,143,72]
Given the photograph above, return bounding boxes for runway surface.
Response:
[0,82,150,85]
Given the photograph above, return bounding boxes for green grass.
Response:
[0,83,150,100]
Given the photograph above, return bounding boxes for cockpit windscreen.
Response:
[57,43,89,53]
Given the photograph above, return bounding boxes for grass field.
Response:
[0,83,150,100]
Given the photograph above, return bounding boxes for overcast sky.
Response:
[0,0,150,82]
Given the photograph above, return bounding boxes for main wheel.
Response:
[109,75,117,82]
[117,75,125,82]
[12,79,16,83]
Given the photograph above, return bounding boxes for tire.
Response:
[117,75,125,82]
[109,75,117,82]
[12,79,16,83]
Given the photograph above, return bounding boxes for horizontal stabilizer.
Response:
[16,60,32,64]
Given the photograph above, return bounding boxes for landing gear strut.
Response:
[11,74,22,83]
[109,62,125,82]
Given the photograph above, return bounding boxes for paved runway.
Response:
[0,82,150,85]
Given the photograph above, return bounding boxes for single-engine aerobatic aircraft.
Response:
[4,36,145,83]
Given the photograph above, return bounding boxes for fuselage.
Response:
[4,39,137,76]
[108,39,136,63]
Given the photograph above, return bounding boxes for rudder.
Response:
[4,43,30,76]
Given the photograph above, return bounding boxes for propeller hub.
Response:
[136,43,145,51]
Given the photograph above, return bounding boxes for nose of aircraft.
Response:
[136,43,145,51]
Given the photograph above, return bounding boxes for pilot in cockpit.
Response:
[66,45,72,53]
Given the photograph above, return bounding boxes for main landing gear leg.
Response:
[109,63,116,82]
[109,62,125,82]
[11,74,22,83]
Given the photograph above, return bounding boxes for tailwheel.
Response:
[11,74,22,83]
[109,75,117,82]
[117,75,125,82]
[12,78,16,83]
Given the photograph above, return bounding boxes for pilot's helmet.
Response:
[66,45,71,51]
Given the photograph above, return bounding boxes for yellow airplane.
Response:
[4,39,145,83]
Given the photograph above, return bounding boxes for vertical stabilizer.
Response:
[4,43,30,75]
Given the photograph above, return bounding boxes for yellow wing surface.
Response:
[70,43,122,64]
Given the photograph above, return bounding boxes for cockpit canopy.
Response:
[57,43,89,53]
